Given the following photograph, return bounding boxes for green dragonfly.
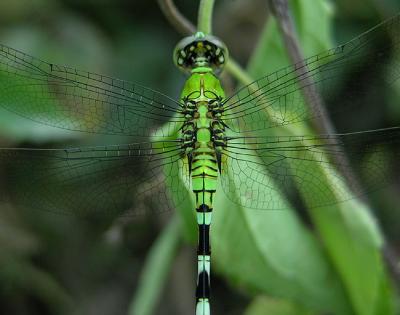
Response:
[0,11,400,315]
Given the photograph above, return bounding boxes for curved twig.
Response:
[158,0,256,88]
[157,0,196,36]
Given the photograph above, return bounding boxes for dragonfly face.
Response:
[174,32,228,73]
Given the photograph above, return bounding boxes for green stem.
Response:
[197,0,215,34]
[158,0,255,86]
[226,59,254,86]
[128,216,182,315]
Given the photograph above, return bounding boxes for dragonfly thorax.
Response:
[179,71,227,173]
[174,32,228,74]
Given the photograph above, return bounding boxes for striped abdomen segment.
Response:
[192,145,218,315]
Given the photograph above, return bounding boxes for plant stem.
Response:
[128,216,182,315]
[226,59,254,86]
[158,0,253,85]
[197,0,215,34]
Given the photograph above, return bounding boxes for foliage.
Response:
[0,1,399,315]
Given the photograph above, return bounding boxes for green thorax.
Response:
[180,69,225,158]
[179,69,226,209]
[180,69,225,102]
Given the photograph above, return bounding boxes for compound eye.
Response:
[176,50,187,66]
[177,57,184,66]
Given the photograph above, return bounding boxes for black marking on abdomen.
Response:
[196,271,211,300]
[191,165,219,172]
[198,224,210,255]
[197,204,212,212]
[193,189,217,195]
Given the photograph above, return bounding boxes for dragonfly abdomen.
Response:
[190,101,219,312]
[191,147,217,314]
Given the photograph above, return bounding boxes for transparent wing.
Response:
[0,44,184,138]
[221,127,400,210]
[0,140,190,216]
[222,14,400,133]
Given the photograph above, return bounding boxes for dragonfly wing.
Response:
[0,44,184,137]
[222,14,400,133]
[0,141,190,216]
[220,127,400,210]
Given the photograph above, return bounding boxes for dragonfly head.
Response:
[174,32,228,74]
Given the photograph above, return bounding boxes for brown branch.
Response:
[268,0,337,138]
[157,0,196,36]
[268,0,362,194]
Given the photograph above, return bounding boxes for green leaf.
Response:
[247,0,333,77]
[152,114,197,244]
[244,1,395,314]
[128,215,182,315]
[212,158,352,314]
[0,22,111,142]
[244,296,314,315]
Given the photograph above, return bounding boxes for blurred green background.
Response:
[0,0,400,315]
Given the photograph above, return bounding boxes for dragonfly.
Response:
[0,11,400,315]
